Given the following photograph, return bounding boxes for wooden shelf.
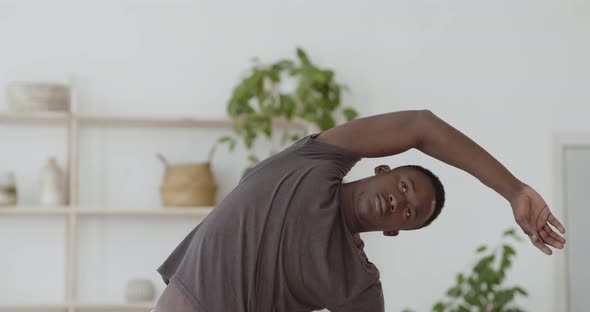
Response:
[74,302,154,311]
[0,110,312,129]
[76,114,232,128]
[76,207,214,217]
[0,206,71,216]
[0,206,213,217]
[0,112,70,124]
[0,302,154,312]
[0,304,68,312]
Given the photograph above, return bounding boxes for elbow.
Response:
[417,109,435,119]
[414,109,436,147]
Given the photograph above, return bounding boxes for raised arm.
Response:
[315,110,566,254]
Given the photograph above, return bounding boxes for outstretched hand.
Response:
[510,185,566,255]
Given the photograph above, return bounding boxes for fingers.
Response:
[529,233,552,255]
[538,225,565,249]
[526,222,566,255]
[512,189,567,256]
[536,204,566,245]
[521,225,552,256]
[543,224,566,244]
[547,211,566,234]
[539,204,566,234]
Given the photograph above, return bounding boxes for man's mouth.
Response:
[375,194,386,216]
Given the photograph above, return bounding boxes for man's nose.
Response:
[388,194,405,211]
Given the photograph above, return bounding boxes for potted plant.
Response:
[404,228,529,312]
[218,47,359,175]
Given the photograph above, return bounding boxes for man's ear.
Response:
[383,230,399,237]
[374,165,391,175]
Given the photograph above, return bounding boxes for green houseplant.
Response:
[403,228,529,312]
[433,228,528,312]
[218,47,359,175]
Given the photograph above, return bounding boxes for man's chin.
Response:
[357,206,378,229]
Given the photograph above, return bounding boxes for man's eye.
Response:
[401,181,407,192]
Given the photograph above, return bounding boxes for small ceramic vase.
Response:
[125,279,155,302]
[39,158,64,206]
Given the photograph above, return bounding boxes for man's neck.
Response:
[341,182,363,234]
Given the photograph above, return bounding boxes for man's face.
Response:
[352,166,437,235]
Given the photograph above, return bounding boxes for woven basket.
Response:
[5,82,70,112]
[157,144,218,207]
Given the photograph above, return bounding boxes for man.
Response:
[154,110,566,312]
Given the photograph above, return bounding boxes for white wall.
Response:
[1,0,589,310]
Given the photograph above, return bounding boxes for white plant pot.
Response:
[125,279,155,302]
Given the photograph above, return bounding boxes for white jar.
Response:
[125,279,155,302]
[0,171,17,206]
[39,158,64,206]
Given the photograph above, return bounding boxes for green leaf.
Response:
[500,257,512,272]
[342,107,358,121]
[503,244,516,256]
[244,131,255,149]
[481,269,499,285]
[457,306,470,312]
[279,94,296,118]
[268,66,281,82]
[262,125,272,137]
[302,112,317,123]
[493,289,515,307]
[322,99,338,111]
[474,254,495,274]
[296,47,311,66]
[323,69,334,82]
[318,113,335,131]
[309,98,323,110]
[502,228,516,236]
[247,154,260,164]
[276,59,295,71]
[513,287,528,297]
[217,136,233,143]
[464,290,480,306]
[296,84,310,102]
[432,302,445,312]
[217,136,237,151]
[447,286,462,298]
[503,228,523,241]
[328,85,341,106]
[476,245,488,253]
[456,273,465,285]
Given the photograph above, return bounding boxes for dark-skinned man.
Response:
[154,110,565,312]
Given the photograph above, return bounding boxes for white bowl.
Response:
[5,81,70,112]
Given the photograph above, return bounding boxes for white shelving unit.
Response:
[0,104,309,311]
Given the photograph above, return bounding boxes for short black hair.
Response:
[396,165,445,228]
